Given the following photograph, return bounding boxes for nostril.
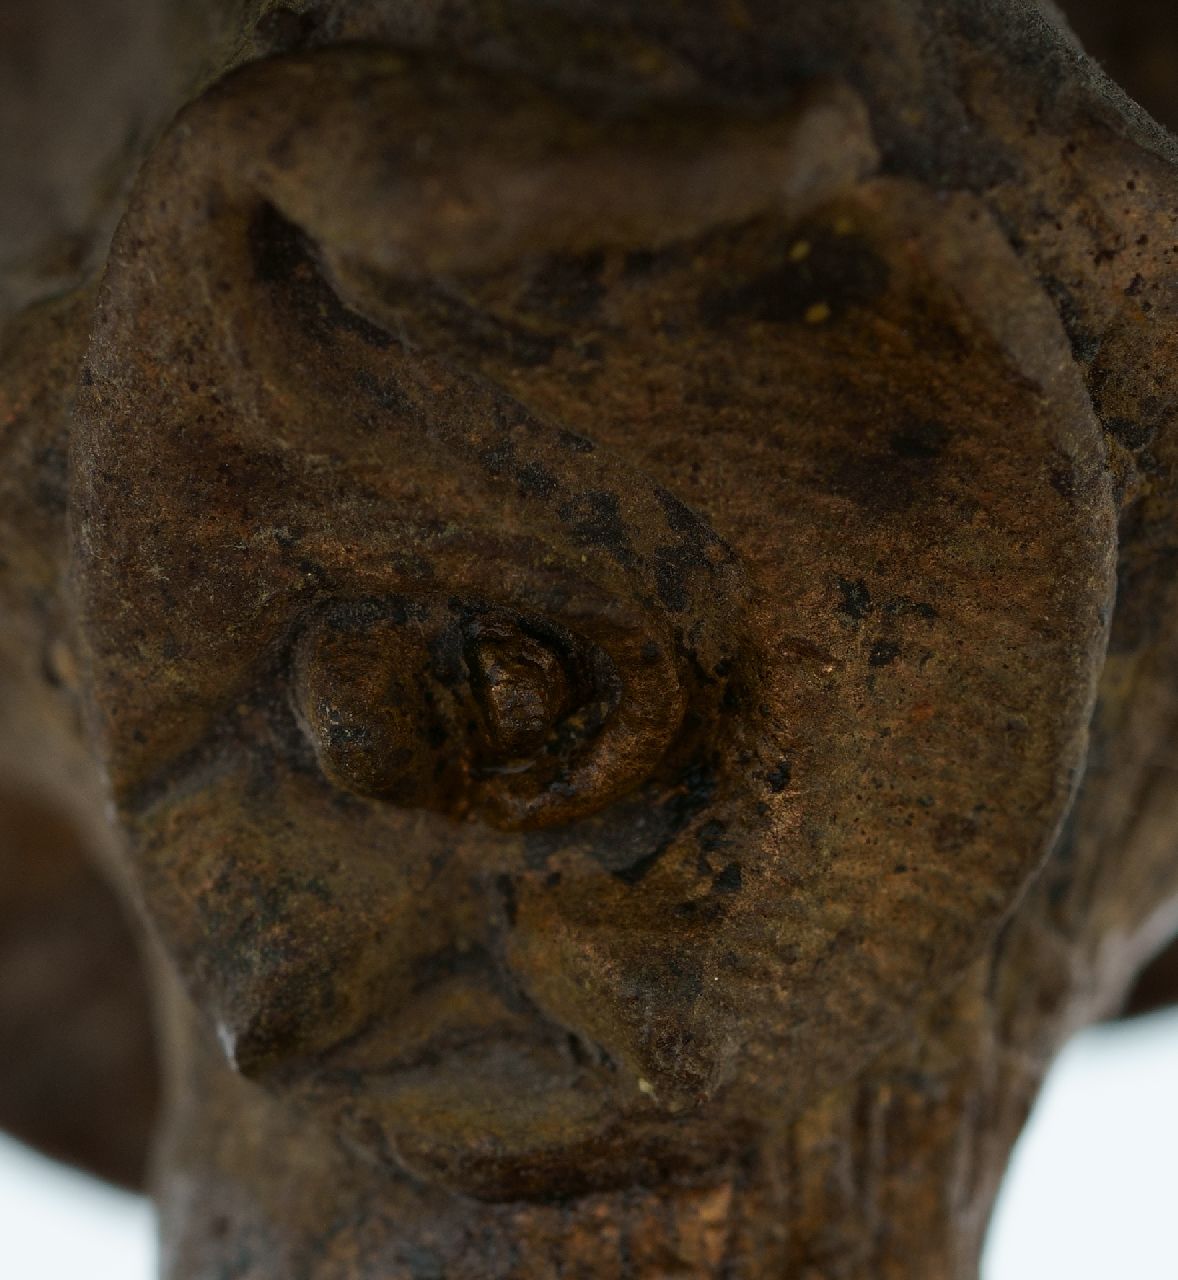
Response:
[216,1017,291,1082]
[215,1002,349,1084]
[211,971,360,1085]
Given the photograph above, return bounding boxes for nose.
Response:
[210,940,372,1084]
[505,873,729,1113]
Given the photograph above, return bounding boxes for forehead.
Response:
[102,174,1086,583]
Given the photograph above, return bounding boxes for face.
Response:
[71,49,1113,1198]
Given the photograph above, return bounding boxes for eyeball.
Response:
[290,596,689,829]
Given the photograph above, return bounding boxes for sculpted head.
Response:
[69,43,1115,1200]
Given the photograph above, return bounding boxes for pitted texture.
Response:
[2,2,1178,1277]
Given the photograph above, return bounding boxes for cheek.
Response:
[500,557,1101,1121]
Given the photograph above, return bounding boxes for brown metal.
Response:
[2,2,1178,1276]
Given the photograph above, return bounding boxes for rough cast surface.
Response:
[2,1,1178,1276]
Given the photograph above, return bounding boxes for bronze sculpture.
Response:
[3,1,1178,1275]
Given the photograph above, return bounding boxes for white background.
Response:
[2,1008,1178,1278]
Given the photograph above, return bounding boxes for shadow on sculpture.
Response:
[3,1,1178,1276]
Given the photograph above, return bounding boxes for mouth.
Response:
[307,969,600,1083]
[265,970,661,1198]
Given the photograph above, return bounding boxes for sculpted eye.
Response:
[290,597,679,829]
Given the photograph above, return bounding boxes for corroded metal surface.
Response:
[2,2,1178,1276]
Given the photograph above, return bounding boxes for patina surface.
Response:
[3,2,1178,1276]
